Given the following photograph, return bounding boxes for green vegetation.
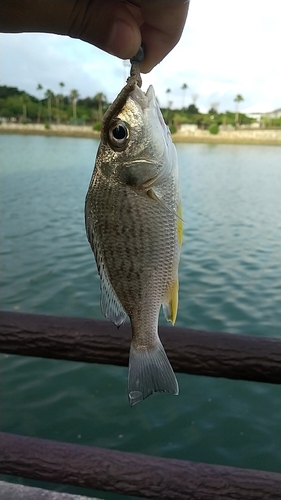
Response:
[93,121,101,131]
[0,85,110,125]
[261,116,281,128]
[1,84,277,133]
[234,94,244,125]
[181,83,188,108]
[169,108,255,133]
[169,124,177,135]
[209,123,219,135]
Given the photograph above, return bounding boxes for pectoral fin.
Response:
[147,188,184,227]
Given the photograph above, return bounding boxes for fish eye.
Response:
[108,120,129,150]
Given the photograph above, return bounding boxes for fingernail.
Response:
[107,19,140,58]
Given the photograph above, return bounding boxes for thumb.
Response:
[68,0,141,60]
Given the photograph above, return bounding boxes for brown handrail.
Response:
[0,310,280,383]
[1,433,281,500]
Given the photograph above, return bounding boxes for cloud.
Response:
[0,32,124,101]
[0,0,280,112]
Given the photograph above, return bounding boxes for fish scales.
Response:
[85,82,181,405]
[90,174,177,320]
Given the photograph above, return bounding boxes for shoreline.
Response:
[1,123,281,146]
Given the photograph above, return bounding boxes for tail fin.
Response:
[128,340,179,406]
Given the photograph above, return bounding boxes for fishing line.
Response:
[130,44,145,88]
[101,45,145,140]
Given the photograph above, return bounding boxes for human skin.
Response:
[0,0,189,73]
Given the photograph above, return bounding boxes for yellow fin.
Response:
[163,280,178,325]
[177,200,183,247]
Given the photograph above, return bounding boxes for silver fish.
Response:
[85,79,182,406]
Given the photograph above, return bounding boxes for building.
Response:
[242,103,281,122]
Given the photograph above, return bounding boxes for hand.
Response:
[0,0,189,73]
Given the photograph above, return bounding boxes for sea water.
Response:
[0,134,280,498]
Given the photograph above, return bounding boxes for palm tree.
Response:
[191,93,199,105]
[55,94,64,123]
[21,92,29,121]
[234,94,244,125]
[165,88,171,122]
[70,89,79,120]
[59,82,65,110]
[166,88,171,102]
[36,84,43,123]
[94,92,106,121]
[45,89,54,122]
[181,83,188,109]
[209,102,219,115]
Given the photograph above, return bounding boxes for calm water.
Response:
[0,134,280,497]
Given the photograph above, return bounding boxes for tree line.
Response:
[2,83,277,131]
[0,84,108,126]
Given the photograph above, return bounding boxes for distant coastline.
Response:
[0,123,100,139]
[1,123,281,146]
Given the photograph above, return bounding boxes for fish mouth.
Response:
[130,84,154,111]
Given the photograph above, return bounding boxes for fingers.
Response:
[0,0,189,73]
[139,0,190,73]
[68,0,189,73]
[68,0,141,60]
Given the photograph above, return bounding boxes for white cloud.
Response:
[0,0,280,112]
[0,32,125,102]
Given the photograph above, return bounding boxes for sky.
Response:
[0,0,280,113]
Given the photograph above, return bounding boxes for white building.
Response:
[242,103,281,122]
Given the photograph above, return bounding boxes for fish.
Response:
[85,78,182,406]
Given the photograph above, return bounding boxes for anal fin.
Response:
[162,280,178,325]
[177,200,183,247]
